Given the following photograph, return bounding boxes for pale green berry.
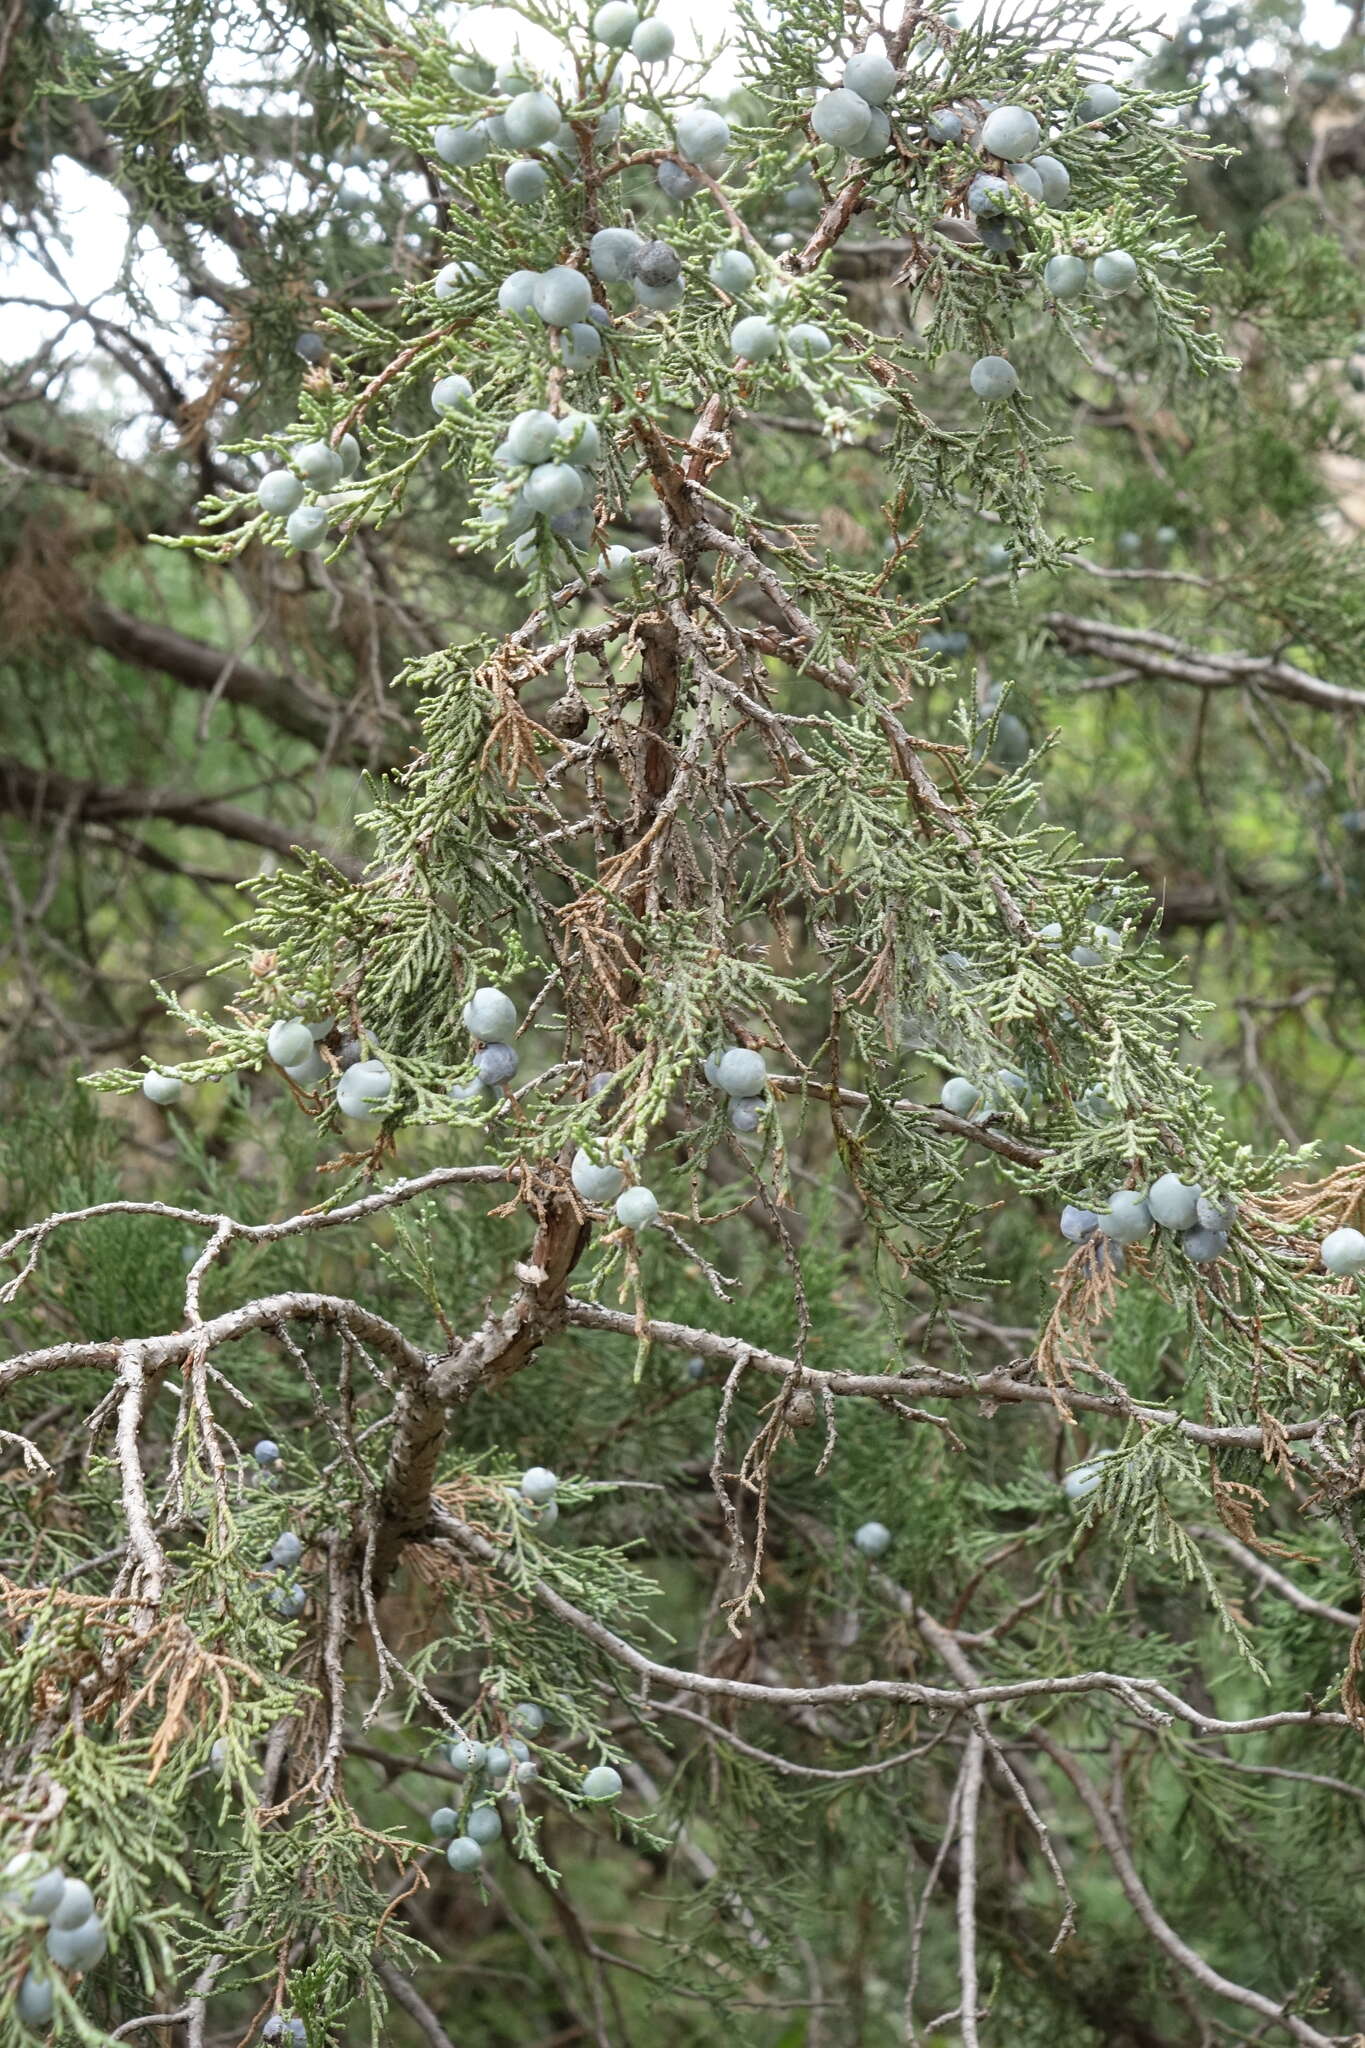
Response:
[294,440,341,487]
[582,1764,623,1800]
[939,1076,981,1117]
[510,1701,546,1735]
[142,1071,183,1106]
[506,410,561,465]
[521,1466,557,1503]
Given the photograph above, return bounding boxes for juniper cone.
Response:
[11,0,1365,2036]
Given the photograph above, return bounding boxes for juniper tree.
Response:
[7,0,1365,2045]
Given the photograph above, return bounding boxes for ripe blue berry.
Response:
[142,1071,183,1105]
[572,1150,626,1202]
[1147,1173,1202,1230]
[981,104,1040,159]
[50,1879,94,1931]
[1099,1191,1153,1244]
[634,275,685,310]
[510,1701,546,1735]
[267,1018,313,1068]
[590,227,644,281]
[432,374,473,414]
[812,88,874,151]
[969,355,1018,400]
[715,1046,767,1096]
[1043,253,1087,297]
[504,91,561,149]
[464,987,518,1040]
[1010,161,1044,201]
[430,1807,458,1837]
[270,1531,304,1568]
[466,1804,502,1844]
[657,160,700,201]
[295,441,342,488]
[843,47,898,106]
[854,1521,891,1557]
[939,1076,982,1117]
[1059,1205,1099,1241]
[285,506,329,553]
[533,266,592,327]
[927,109,963,141]
[504,159,549,204]
[449,1738,487,1774]
[498,270,542,320]
[253,1439,281,1466]
[563,323,602,369]
[729,1098,764,1134]
[1196,1193,1237,1232]
[336,1058,392,1118]
[258,471,305,516]
[484,1746,512,1782]
[525,463,586,515]
[675,106,729,164]
[582,1764,623,1800]
[709,247,756,295]
[521,1467,557,1504]
[433,122,491,167]
[615,1186,660,1229]
[1031,154,1070,205]
[1182,1227,1228,1264]
[592,1,639,46]
[1092,249,1138,296]
[17,1970,54,2026]
[630,16,674,62]
[1322,1227,1365,1276]
[473,1043,519,1086]
[506,410,560,465]
[446,1836,483,1871]
[1078,82,1122,121]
